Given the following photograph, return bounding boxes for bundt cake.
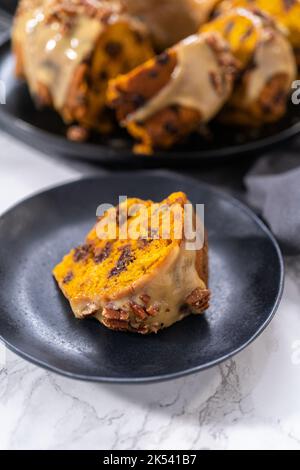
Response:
[120,0,220,50]
[202,7,296,125]
[214,0,300,67]
[12,0,154,137]
[107,31,237,154]
[53,192,210,334]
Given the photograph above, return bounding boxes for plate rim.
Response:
[0,38,300,163]
[0,171,285,383]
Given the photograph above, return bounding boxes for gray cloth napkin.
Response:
[245,139,300,255]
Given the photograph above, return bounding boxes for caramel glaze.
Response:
[121,0,220,50]
[126,32,235,125]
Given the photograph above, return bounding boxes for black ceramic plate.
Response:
[0,172,284,383]
[0,38,300,164]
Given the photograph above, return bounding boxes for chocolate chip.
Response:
[164,121,178,135]
[99,70,108,81]
[94,242,112,264]
[156,52,169,65]
[148,69,158,78]
[73,244,91,262]
[224,20,234,36]
[138,237,152,248]
[240,26,254,42]
[62,271,74,284]
[170,104,180,113]
[132,94,146,108]
[283,0,296,11]
[105,41,122,58]
[108,245,135,278]
[262,103,272,114]
[273,90,286,105]
[133,30,145,44]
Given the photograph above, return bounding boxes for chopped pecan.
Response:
[137,325,150,335]
[185,288,210,313]
[102,307,129,321]
[146,304,159,317]
[149,323,161,334]
[34,82,52,108]
[140,294,150,306]
[67,126,89,142]
[102,318,129,331]
[129,301,147,320]
[105,41,123,58]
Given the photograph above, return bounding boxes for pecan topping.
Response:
[133,30,145,44]
[185,288,210,312]
[67,125,89,142]
[129,301,147,320]
[140,294,151,306]
[102,307,129,321]
[99,70,108,81]
[147,304,159,317]
[102,318,129,331]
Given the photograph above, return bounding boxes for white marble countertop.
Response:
[0,131,300,451]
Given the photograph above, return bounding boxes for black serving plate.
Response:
[0,172,284,383]
[0,38,300,164]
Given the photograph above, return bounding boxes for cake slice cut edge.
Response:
[53,192,210,334]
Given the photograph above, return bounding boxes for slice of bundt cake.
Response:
[12,0,154,137]
[215,0,300,67]
[202,7,296,125]
[107,31,237,154]
[53,192,210,334]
